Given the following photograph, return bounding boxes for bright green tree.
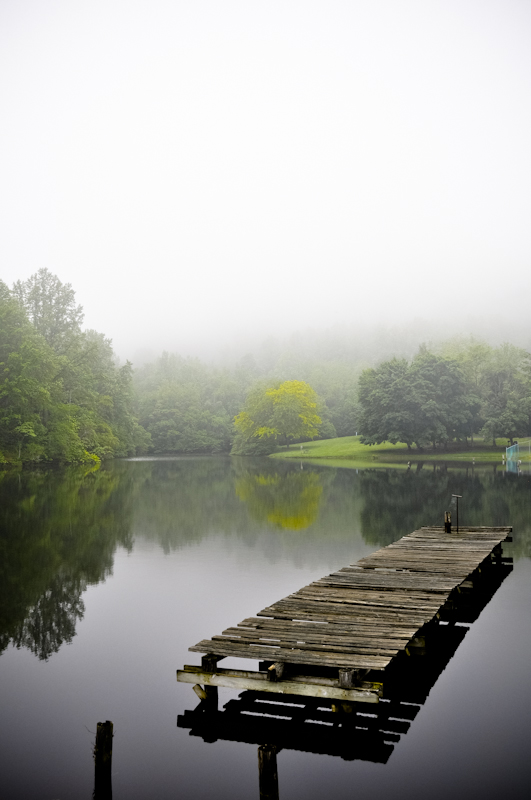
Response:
[233,380,322,452]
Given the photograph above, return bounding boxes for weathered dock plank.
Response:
[225,623,412,648]
[178,525,512,701]
[189,638,391,670]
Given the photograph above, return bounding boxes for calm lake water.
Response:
[1,456,530,800]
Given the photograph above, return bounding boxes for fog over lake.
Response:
[1,0,530,360]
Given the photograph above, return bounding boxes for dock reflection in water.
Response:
[177,556,512,796]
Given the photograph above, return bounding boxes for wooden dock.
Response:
[177,525,512,703]
[178,555,513,795]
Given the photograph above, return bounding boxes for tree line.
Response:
[1,269,530,464]
[132,349,355,455]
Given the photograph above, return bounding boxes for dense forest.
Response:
[1,270,530,464]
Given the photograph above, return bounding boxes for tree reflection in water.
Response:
[0,457,529,663]
[357,465,531,556]
[10,575,86,661]
[0,462,136,660]
[235,466,323,530]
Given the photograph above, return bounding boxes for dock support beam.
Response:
[202,654,222,672]
[339,669,355,689]
[338,668,368,688]
[192,683,218,710]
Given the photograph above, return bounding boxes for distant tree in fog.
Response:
[358,350,479,450]
[479,345,531,445]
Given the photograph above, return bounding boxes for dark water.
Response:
[0,457,530,799]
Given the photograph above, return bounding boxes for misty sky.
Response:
[1,0,530,361]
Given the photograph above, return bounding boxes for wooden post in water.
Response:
[93,720,113,800]
[258,745,279,800]
[444,512,451,533]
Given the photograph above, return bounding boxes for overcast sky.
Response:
[1,0,530,360]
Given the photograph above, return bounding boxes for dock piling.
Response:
[258,745,279,800]
[93,720,113,800]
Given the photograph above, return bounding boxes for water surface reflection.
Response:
[0,457,530,799]
[1,458,530,661]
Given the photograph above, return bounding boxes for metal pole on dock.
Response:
[452,495,462,532]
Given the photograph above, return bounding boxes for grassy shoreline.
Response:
[270,435,519,464]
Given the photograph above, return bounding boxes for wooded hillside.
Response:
[2,270,530,463]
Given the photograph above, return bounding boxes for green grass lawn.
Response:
[270,435,511,464]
